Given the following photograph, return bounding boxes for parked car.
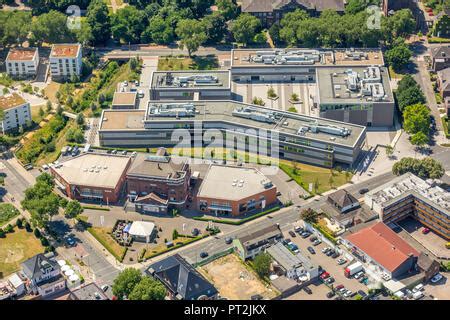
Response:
[310,236,318,242]
[320,272,330,279]
[422,228,430,234]
[101,285,109,292]
[359,188,369,194]
[326,249,334,257]
[322,247,330,254]
[338,287,347,294]
[335,284,344,291]
[307,246,316,254]
[357,290,367,298]
[294,226,303,233]
[412,284,424,293]
[325,277,335,284]
[282,239,291,245]
[326,291,335,298]
[359,276,369,284]
[313,239,322,246]
[301,232,311,238]
[225,237,233,245]
[288,230,296,237]
[337,258,347,265]
[66,237,76,247]
[303,286,312,295]
[331,251,340,259]
[200,252,208,258]
[138,90,144,98]
[430,273,443,283]
[354,271,364,279]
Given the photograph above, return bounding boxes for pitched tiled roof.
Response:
[147,254,217,300]
[431,45,450,59]
[344,222,419,273]
[328,189,359,209]
[242,0,344,13]
[21,253,60,281]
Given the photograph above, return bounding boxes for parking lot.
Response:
[398,217,450,259]
[281,225,369,299]
[284,281,330,300]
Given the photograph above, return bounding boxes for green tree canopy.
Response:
[0,11,32,46]
[64,200,83,219]
[216,0,239,21]
[201,12,227,44]
[176,18,207,57]
[87,0,111,45]
[403,103,430,135]
[385,42,412,72]
[392,157,444,179]
[253,253,272,279]
[230,13,261,46]
[30,10,75,45]
[111,6,146,44]
[128,276,166,300]
[112,268,143,300]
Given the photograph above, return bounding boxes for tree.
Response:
[397,86,426,112]
[39,107,45,118]
[252,252,272,279]
[176,19,207,57]
[64,200,83,219]
[172,229,179,240]
[76,113,85,126]
[46,101,52,113]
[86,0,111,45]
[66,128,85,143]
[112,268,143,300]
[392,157,444,179]
[0,11,32,46]
[403,104,430,135]
[56,104,64,116]
[201,12,227,44]
[388,9,415,37]
[314,177,320,193]
[230,13,261,46]
[279,9,309,46]
[111,6,146,44]
[301,208,318,224]
[128,276,166,300]
[216,0,239,21]
[410,131,428,149]
[143,15,175,44]
[16,218,23,229]
[30,10,75,45]
[385,42,412,72]
[345,0,378,14]
[385,145,394,158]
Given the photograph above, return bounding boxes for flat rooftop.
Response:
[52,153,131,189]
[317,66,394,105]
[0,93,27,111]
[100,110,145,130]
[6,48,37,61]
[197,164,275,201]
[143,100,365,147]
[231,48,384,68]
[151,71,230,90]
[366,172,450,217]
[267,242,316,272]
[127,154,187,180]
[70,283,108,300]
[112,92,137,106]
[50,44,81,58]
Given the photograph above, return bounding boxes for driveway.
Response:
[138,56,158,109]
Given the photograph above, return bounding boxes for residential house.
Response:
[241,0,345,27]
[327,189,360,213]
[416,253,440,282]
[5,47,39,79]
[430,45,450,71]
[233,224,283,260]
[0,93,31,134]
[21,253,66,298]
[49,43,82,80]
[436,67,450,99]
[434,7,450,38]
[146,254,218,300]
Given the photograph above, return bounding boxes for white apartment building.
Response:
[0,93,31,134]
[49,44,82,79]
[5,48,39,78]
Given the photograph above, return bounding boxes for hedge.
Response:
[82,206,110,211]
[87,227,127,262]
[313,223,338,245]
[192,206,281,225]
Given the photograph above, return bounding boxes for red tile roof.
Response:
[345,222,419,273]
[6,48,37,61]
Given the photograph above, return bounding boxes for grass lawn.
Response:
[35,119,77,166]
[87,227,127,262]
[0,203,20,227]
[279,162,351,195]
[44,82,61,104]
[388,66,404,80]
[0,227,44,279]
[157,55,219,71]
[143,236,205,260]
[30,104,48,125]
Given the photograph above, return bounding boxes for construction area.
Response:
[197,253,279,300]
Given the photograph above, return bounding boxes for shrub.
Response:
[4,224,14,233]
[40,237,49,247]
[0,229,5,238]
[25,222,32,232]
[34,228,41,238]
[16,218,23,229]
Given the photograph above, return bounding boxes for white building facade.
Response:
[0,93,31,134]
[5,48,39,78]
[49,44,82,79]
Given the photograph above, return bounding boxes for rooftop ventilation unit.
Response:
[148,103,196,118]
[232,107,277,124]
[308,122,351,137]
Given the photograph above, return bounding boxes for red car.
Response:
[422,228,430,234]
[335,284,344,291]
[320,272,330,279]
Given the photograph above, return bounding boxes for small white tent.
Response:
[128,221,156,243]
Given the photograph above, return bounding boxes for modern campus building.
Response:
[5,48,39,78]
[241,0,345,27]
[342,222,420,279]
[49,43,82,80]
[50,153,132,203]
[126,153,191,213]
[98,100,366,168]
[365,173,450,240]
[150,71,231,101]
[197,164,277,216]
[111,91,138,109]
[0,93,31,134]
[230,48,394,127]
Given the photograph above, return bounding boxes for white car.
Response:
[343,290,353,298]
[430,273,443,284]
[382,274,392,281]
[337,258,347,265]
